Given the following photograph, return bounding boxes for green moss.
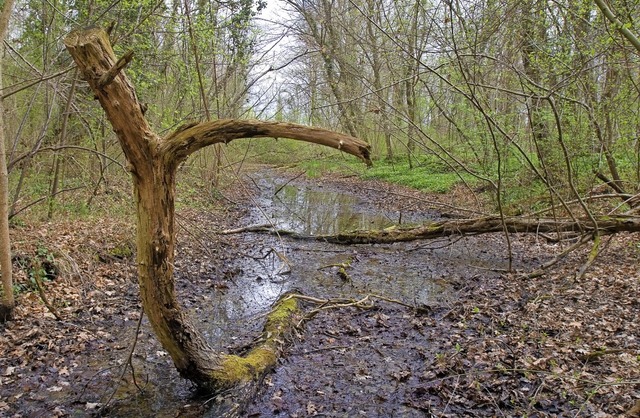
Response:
[109,242,134,258]
[209,295,300,388]
[264,296,298,333]
[213,348,277,385]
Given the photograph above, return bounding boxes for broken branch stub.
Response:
[98,50,134,89]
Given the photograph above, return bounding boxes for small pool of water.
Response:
[270,184,397,235]
[106,169,511,416]
[200,174,451,329]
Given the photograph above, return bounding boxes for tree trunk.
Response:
[64,27,370,390]
[365,0,393,160]
[0,0,15,322]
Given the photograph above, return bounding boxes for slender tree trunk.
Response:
[520,0,557,184]
[64,27,370,389]
[0,0,15,321]
[366,0,393,160]
[48,71,78,218]
[404,0,421,168]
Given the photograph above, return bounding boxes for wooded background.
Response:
[0,0,638,222]
[1,0,640,409]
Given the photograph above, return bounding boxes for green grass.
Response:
[361,160,466,193]
[296,155,471,194]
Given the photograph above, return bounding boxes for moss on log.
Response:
[223,215,640,244]
[210,295,300,390]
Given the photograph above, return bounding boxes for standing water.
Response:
[201,173,453,343]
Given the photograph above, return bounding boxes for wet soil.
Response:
[0,166,638,417]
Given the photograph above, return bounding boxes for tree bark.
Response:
[64,27,370,390]
[0,0,15,322]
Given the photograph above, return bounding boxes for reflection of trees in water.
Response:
[275,185,391,235]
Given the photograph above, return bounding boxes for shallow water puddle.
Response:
[107,171,503,416]
[269,184,397,235]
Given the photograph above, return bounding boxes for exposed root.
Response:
[32,266,61,321]
[285,292,418,326]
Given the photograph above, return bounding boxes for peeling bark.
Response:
[64,27,369,390]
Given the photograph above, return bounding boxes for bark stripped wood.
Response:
[162,119,372,171]
[222,215,640,244]
[63,26,370,391]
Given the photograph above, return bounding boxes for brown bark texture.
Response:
[63,27,370,391]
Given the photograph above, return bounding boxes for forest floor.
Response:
[0,165,638,417]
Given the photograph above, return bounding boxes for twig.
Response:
[220,224,272,234]
[407,236,464,252]
[578,348,633,362]
[524,234,592,278]
[100,308,145,412]
[32,266,62,321]
[293,345,352,355]
[575,234,603,280]
[442,375,461,416]
[274,171,305,196]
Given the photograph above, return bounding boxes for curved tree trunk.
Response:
[64,27,370,390]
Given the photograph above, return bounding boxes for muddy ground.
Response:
[0,166,638,417]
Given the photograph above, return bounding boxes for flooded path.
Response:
[103,167,525,416]
[3,166,629,417]
[209,168,507,324]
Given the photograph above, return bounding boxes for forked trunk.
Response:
[63,27,370,390]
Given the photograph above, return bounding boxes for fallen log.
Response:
[222,215,640,244]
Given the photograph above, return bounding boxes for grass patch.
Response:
[296,156,471,194]
[361,160,465,193]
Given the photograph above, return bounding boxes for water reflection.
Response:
[270,184,396,235]
[200,249,292,349]
[204,176,448,347]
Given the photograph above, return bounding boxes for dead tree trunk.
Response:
[64,27,370,391]
[223,215,640,244]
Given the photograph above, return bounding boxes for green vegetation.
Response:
[13,245,57,294]
[360,158,467,193]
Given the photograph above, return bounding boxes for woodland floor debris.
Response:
[0,166,638,417]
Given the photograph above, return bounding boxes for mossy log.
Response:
[210,295,300,390]
[222,215,640,244]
